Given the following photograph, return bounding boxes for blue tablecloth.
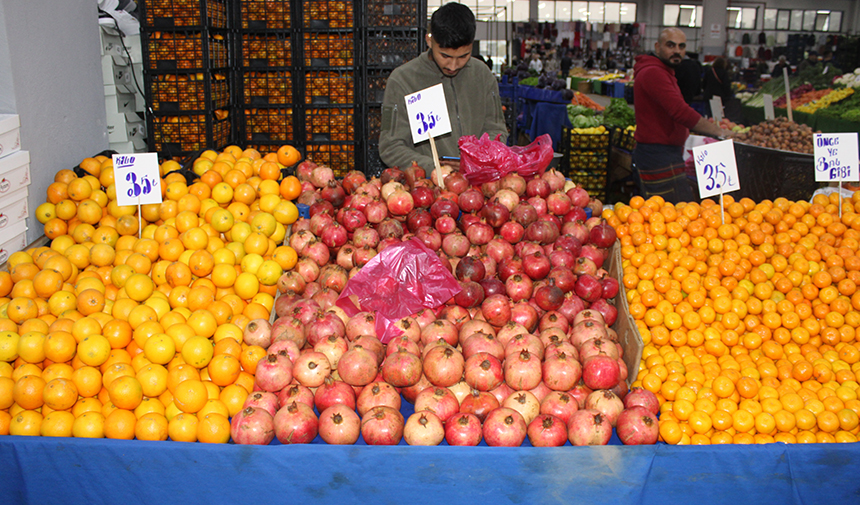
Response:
[2,435,859,504]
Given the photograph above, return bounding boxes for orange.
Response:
[9,410,43,436]
[208,354,241,386]
[72,411,105,438]
[40,410,75,437]
[168,412,199,442]
[197,412,231,443]
[13,375,47,410]
[42,377,78,411]
[103,408,137,440]
[108,375,144,410]
[135,412,169,441]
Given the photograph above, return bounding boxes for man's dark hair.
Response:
[429,2,476,49]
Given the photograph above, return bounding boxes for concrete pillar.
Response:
[701,0,728,57]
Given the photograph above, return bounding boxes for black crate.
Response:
[239,0,292,29]
[610,127,636,152]
[149,72,230,112]
[732,142,823,202]
[241,33,293,68]
[568,130,611,150]
[302,33,355,67]
[366,30,419,67]
[364,144,386,178]
[302,0,355,29]
[303,70,355,105]
[366,105,382,143]
[145,31,230,70]
[567,169,609,200]
[144,0,228,28]
[567,151,610,172]
[365,68,391,104]
[242,107,296,142]
[241,71,293,105]
[305,107,355,142]
[305,142,357,176]
[366,0,420,28]
[150,111,232,155]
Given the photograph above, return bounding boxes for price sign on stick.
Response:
[113,153,162,207]
[693,140,740,224]
[710,97,723,123]
[763,94,775,121]
[814,133,859,183]
[405,83,452,144]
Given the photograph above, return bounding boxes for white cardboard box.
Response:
[0,188,28,232]
[106,112,145,146]
[0,220,28,264]
[0,115,21,159]
[101,55,133,88]
[0,151,30,197]
[105,85,136,114]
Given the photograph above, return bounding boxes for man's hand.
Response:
[441,159,460,171]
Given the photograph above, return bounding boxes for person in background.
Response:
[674,51,702,105]
[544,49,560,77]
[797,51,818,74]
[632,28,732,203]
[771,55,790,76]
[378,2,507,176]
[529,51,543,73]
[703,57,733,118]
[484,55,494,71]
[560,50,573,78]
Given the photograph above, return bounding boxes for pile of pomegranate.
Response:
[230,161,658,447]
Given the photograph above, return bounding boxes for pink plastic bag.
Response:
[335,238,462,343]
[459,133,554,185]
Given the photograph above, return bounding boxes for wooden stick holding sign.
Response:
[112,153,163,238]
[783,67,793,123]
[403,83,452,188]
[692,139,740,223]
[814,133,859,218]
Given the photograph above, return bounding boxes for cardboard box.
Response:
[106,112,145,147]
[0,115,21,159]
[101,55,133,88]
[105,85,136,114]
[0,220,28,265]
[607,241,643,387]
[0,188,28,232]
[0,151,30,196]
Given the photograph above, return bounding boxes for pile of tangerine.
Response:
[0,144,304,442]
[604,192,860,445]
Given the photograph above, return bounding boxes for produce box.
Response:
[302,33,354,67]
[303,70,355,105]
[365,68,392,104]
[366,105,382,142]
[0,223,27,265]
[242,33,293,68]
[241,71,293,106]
[305,142,356,176]
[150,112,231,154]
[305,107,355,142]
[611,127,636,152]
[608,242,643,387]
[366,30,420,67]
[239,0,292,29]
[733,141,823,202]
[0,151,30,196]
[0,114,21,159]
[146,32,230,70]
[302,0,354,29]
[149,72,230,112]
[566,169,608,201]
[568,130,610,150]
[242,107,295,142]
[144,0,228,28]
[365,0,420,28]
[0,187,28,233]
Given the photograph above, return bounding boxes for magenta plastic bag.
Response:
[335,238,462,343]
[459,133,554,185]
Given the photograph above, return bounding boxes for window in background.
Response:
[572,1,588,22]
[512,0,530,22]
[428,0,635,24]
[728,7,757,30]
[603,2,620,24]
[763,9,776,30]
[802,10,816,31]
[619,3,636,23]
[790,10,804,31]
[479,40,508,72]
[777,10,790,30]
[555,1,572,22]
[828,11,842,32]
[663,4,702,28]
[538,1,555,22]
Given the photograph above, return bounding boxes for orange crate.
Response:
[242,71,293,106]
[304,71,354,105]
[242,33,293,68]
[151,112,231,153]
[305,143,356,176]
[240,0,291,29]
[302,1,354,29]
[243,107,295,142]
[305,107,354,142]
[150,73,230,112]
[302,33,354,67]
[145,0,227,28]
[146,32,229,70]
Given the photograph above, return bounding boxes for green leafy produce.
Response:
[567,105,594,117]
[842,109,860,123]
[573,114,601,128]
[795,63,842,90]
[518,76,539,86]
[815,92,860,121]
[601,98,635,129]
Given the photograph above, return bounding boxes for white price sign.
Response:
[693,139,740,199]
[814,133,859,182]
[405,83,452,144]
[113,153,163,207]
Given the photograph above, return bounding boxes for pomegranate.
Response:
[616,406,659,445]
[414,387,459,422]
[277,384,314,410]
[274,401,319,444]
[459,389,500,422]
[502,390,541,425]
[422,345,465,388]
[568,379,593,409]
[566,409,612,446]
[482,407,527,447]
[291,351,332,388]
[313,377,357,412]
[356,381,401,417]
[464,352,504,391]
[454,280,485,308]
[420,319,459,347]
[403,411,445,446]
[585,389,625,426]
[623,388,661,416]
[445,413,483,446]
[527,414,568,447]
[588,220,617,248]
[230,406,275,445]
[361,405,404,445]
[542,352,583,391]
[589,298,619,326]
[579,338,620,362]
[481,294,512,327]
[400,373,432,404]
[337,346,379,386]
[254,351,294,393]
[243,391,279,418]
[244,319,273,348]
[504,350,542,391]
[540,391,579,424]
[582,355,621,390]
[318,404,361,445]
[381,350,423,387]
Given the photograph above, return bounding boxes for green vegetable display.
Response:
[567,105,594,118]
[600,98,635,129]
[518,76,539,87]
[573,114,601,128]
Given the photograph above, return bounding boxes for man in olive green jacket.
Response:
[379,2,507,176]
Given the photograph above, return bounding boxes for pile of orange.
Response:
[605,192,860,445]
[0,144,304,442]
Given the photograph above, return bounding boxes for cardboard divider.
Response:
[607,240,643,386]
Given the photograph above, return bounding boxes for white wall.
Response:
[0,0,108,244]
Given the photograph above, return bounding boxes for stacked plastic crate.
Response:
[362,0,426,177]
[298,0,360,176]
[140,0,233,158]
[0,115,30,260]
[236,0,298,155]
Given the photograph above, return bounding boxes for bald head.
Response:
[655,28,686,68]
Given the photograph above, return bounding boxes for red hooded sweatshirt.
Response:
[633,54,702,146]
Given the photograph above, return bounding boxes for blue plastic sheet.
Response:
[2,427,860,505]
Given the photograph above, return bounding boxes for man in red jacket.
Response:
[633,28,732,203]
